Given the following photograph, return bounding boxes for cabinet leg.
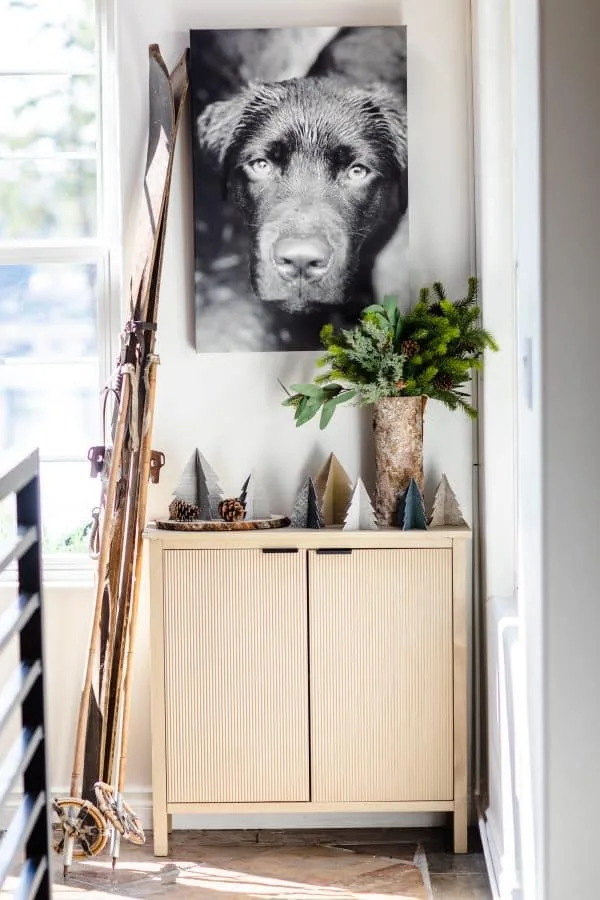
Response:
[153,806,169,856]
[167,813,173,835]
[453,806,468,854]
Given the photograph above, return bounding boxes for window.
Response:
[0,0,117,557]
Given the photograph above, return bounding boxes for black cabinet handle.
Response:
[262,548,299,554]
[315,548,353,555]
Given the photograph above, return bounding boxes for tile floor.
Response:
[9,827,492,900]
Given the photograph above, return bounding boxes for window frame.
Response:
[0,0,121,581]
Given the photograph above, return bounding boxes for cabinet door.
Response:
[309,549,453,802]
[163,549,309,803]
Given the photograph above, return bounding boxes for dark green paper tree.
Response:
[402,478,428,531]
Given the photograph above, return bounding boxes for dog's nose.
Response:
[273,236,332,282]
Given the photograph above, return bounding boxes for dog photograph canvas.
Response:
[190,26,408,352]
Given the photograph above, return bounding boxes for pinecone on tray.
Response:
[218,498,246,522]
[168,498,201,522]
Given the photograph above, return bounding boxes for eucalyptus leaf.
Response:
[383,296,399,321]
[290,383,325,398]
[319,399,338,430]
[295,396,323,426]
[330,389,357,406]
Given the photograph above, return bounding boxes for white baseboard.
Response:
[4,787,446,832]
[479,809,501,900]
[479,805,522,900]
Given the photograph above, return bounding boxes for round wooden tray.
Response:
[155,515,291,532]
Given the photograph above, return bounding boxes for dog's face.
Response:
[197,77,407,313]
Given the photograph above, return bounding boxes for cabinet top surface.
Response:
[143,523,470,550]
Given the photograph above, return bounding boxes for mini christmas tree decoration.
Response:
[239,471,270,520]
[290,477,324,529]
[402,478,428,530]
[174,451,201,506]
[173,449,224,520]
[313,453,353,526]
[429,473,467,527]
[197,451,224,520]
[394,486,408,528]
[218,498,246,523]
[343,478,378,531]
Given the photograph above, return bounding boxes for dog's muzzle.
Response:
[272,235,332,284]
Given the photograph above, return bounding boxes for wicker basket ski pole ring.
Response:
[51,798,108,859]
[94,782,146,845]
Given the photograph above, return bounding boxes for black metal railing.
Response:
[0,448,51,899]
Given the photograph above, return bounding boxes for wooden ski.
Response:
[54,44,189,874]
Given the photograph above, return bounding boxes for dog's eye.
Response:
[246,158,273,179]
[347,164,370,181]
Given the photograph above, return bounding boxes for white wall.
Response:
[538,1,600,896]
[512,0,600,897]
[471,0,520,894]
[513,0,544,896]
[3,0,477,831]
[117,0,475,525]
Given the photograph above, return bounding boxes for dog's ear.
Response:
[197,91,251,167]
[360,83,408,170]
[197,82,286,170]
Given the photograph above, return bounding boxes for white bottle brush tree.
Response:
[343,478,378,531]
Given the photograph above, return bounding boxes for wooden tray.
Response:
[155,515,291,532]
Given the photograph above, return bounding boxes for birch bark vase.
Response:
[373,396,426,526]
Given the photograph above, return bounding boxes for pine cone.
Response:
[218,498,246,522]
[169,498,201,521]
[400,339,420,358]
[434,373,455,392]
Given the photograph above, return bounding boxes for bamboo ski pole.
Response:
[102,438,141,787]
[69,375,131,799]
[62,377,130,877]
[117,356,159,800]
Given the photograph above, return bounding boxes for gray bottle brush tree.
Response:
[402,478,428,530]
[290,477,324,529]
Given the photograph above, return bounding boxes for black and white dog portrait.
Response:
[190,26,408,352]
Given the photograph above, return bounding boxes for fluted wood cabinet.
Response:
[144,526,470,857]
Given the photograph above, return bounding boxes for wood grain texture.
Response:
[155,515,290,532]
[144,524,469,550]
[452,537,469,852]
[148,539,168,856]
[309,548,453,803]
[162,549,309,805]
[166,800,454,814]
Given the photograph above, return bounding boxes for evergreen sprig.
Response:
[281,277,498,428]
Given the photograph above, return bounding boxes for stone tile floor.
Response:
[3,828,492,900]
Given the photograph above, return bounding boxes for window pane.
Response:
[0,75,96,155]
[0,462,99,555]
[0,361,99,457]
[0,264,98,358]
[0,0,96,72]
[40,460,99,552]
[0,158,96,239]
